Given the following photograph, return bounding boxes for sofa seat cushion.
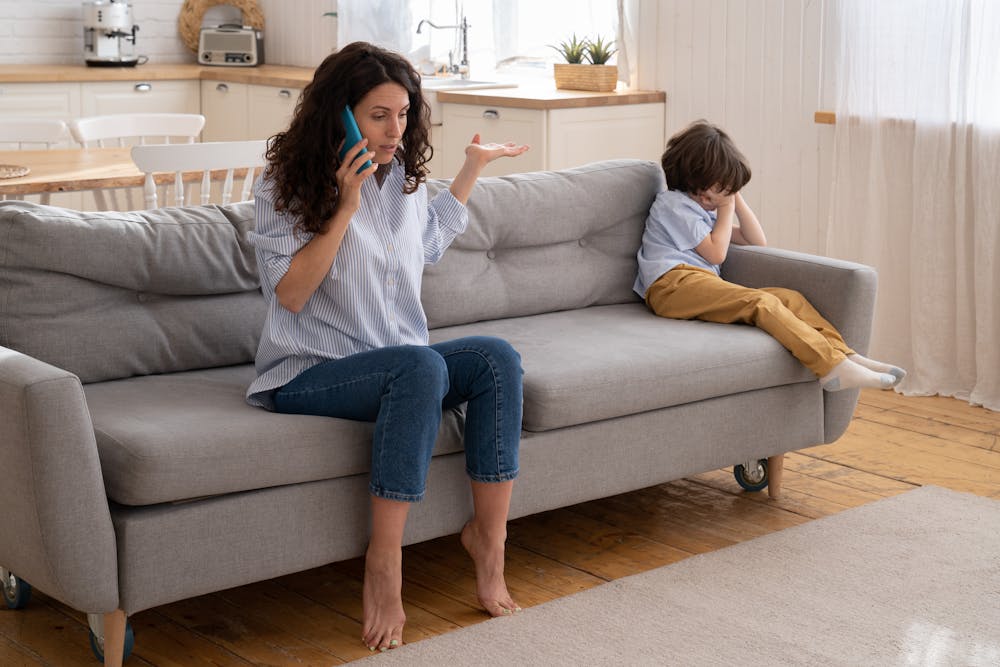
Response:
[429,303,814,432]
[84,365,465,506]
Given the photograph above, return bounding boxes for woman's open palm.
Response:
[464,133,530,165]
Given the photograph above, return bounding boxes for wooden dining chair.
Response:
[130,139,268,209]
[69,113,206,210]
[0,118,70,204]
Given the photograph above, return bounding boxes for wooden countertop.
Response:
[0,64,315,88]
[1,65,666,109]
[436,84,666,110]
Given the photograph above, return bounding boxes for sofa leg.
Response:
[103,609,127,667]
[767,454,785,500]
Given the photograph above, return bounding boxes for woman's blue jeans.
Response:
[273,336,522,502]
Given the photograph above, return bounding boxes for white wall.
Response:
[0,0,194,64]
[637,0,832,255]
[257,0,337,68]
[0,1,337,68]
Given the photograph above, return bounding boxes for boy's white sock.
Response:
[848,353,907,382]
[820,358,897,392]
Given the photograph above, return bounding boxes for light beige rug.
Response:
[371,486,1000,666]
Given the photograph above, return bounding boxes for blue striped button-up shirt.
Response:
[245,162,468,409]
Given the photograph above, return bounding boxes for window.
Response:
[339,0,618,80]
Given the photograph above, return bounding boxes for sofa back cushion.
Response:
[0,201,264,383]
[423,159,664,329]
[0,160,663,383]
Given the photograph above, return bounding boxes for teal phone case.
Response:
[339,106,373,172]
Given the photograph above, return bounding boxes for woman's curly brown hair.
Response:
[265,42,432,235]
[660,120,751,195]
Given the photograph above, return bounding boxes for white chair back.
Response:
[0,118,70,149]
[68,113,206,210]
[69,113,206,148]
[130,140,268,209]
[0,118,70,204]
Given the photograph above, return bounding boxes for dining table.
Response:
[0,146,251,199]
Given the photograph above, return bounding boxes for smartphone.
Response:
[339,105,373,173]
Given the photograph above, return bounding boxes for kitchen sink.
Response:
[420,78,517,91]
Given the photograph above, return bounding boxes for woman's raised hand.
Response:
[463,133,530,168]
[448,134,530,205]
[335,138,378,214]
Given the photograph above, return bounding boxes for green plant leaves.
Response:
[549,33,617,65]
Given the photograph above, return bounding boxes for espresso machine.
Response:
[82,0,140,67]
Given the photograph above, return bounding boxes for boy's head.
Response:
[660,120,751,199]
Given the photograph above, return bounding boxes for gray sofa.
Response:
[0,159,877,663]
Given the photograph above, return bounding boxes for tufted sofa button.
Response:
[486,250,496,260]
[578,238,588,247]
[137,293,148,303]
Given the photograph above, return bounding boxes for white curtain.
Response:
[826,0,1000,411]
[616,0,638,88]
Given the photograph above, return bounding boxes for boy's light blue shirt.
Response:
[633,188,720,298]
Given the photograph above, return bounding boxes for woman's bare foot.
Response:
[460,521,521,616]
[361,547,406,651]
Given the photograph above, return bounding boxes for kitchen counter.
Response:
[436,83,665,110]
[1,65,666,109]
[0,64,315,87]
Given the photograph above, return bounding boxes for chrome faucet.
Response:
[416,15,470,79]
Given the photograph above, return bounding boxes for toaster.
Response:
[198,25,264,66]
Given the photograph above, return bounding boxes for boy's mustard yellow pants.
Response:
[645,265,854,378]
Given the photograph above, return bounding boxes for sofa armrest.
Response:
[0,346,119,612]
[721,245,878,443]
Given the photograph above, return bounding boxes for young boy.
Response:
[635,120,905,392]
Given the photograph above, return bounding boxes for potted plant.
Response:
[551,34,618,92]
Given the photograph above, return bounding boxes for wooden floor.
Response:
[2,389,999,665]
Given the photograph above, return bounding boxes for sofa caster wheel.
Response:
[1,566,32,609]
[734,459,769,492]
[87,613,135,664]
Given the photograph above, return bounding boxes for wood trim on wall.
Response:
[815,110,836,124]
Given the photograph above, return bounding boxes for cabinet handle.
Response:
[482,109,500,120]
[216,83,229,93]
[134,82,152,93]
[278,89,292,98]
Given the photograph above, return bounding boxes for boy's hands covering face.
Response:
[693,185,734,212]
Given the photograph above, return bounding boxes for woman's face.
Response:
[353,82,410,165]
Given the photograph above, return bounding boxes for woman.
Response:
[245,42,529,652]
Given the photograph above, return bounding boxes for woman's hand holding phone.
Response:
[334,106,377,215]
[339,106,373,174]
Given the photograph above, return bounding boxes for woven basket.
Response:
[178,0,265,53]
[553,63,618,92]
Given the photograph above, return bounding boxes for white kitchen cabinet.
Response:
[0,83,80,148]
[441,104,546,177]
[201,80,249,141]
[426,124,443,179]
[81,80,200,117]
[247,84,300,140]
[201,80,300,141]
[547,103,664,170]
[440,101,664,177]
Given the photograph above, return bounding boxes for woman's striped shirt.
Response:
[245,162,468,409]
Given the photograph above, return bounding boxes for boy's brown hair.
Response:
[660,120,751,195]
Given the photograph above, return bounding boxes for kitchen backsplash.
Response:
[0,0,338,67]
